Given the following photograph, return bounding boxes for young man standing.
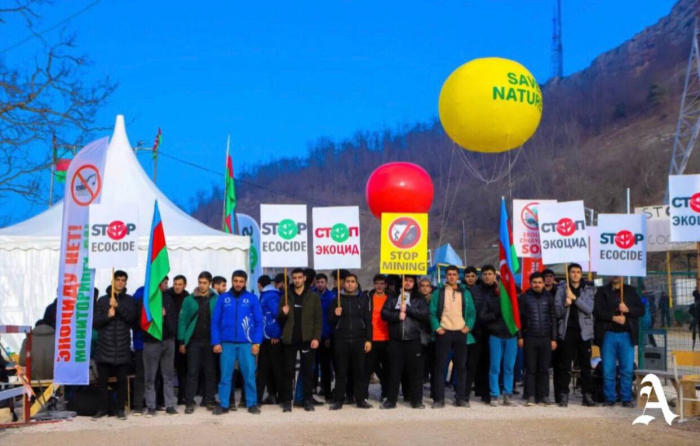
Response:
[92,271,138,420]
[329,274,373,410]
[314,273,336,399]
[381,275,429,409]
[278,268,323,412]
[479,264,518,407]
[518,272,557,407]
[178,271,219,414]
[212,276,227,295]
[166,275,190,405]
[429,265,476,408]
[257,275,283,405]
[211,270,263,415]
[362,274,392,401]
[594,277,645,408]
[465,265,493,405]
[553,263,596,407]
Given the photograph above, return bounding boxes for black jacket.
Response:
[329,293,372,342]
[470,282,498,337]
[593,283,645,347]
[165,287,189,327]
[518,289,557,340]
[381,293,429,341]
[93,287,137,365]
[143,291,177,342]
[479,286,518,339]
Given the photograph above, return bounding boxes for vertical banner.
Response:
[312,206,361,270]
[380,213,429,274]
[236,213,263,291]
[596,214,647,277]
[260,205,308,267]
[513,199,556,258]
[54,137,109,385]
[88,205,139,269]
[538,201,589,265]
[669,174,700,242]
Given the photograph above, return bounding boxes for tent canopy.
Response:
[0,116,249,351]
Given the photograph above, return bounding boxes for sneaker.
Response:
[156,405,166,412]
[311,397,325,406]
[283,402,292,413]
[91,410,108,421]
[199,399,208,407]
[454,399,468,408]
[185,404,195,415]
[381,400,397,410]
[344,396,355,405]
[132,408,144,417]
[146,408,156,418]
[622,401,634,408]
[303,400,315,412]
[526,398,535,407]
[603,401,615,408]
[177,398,187,406]
[329,402,343,411]
[489,400,499,407]
[411,402,425,409]
[356,399,373,409]
[559,394,569,408]
[248,405,261,415]
[166,407,179,415]
[463,400,471,408]
[503,394,513,406]
[116,410,127,420]
[238,399,247,408]
[212,406,230,415]
[206,402,217,411]
[539,398,553,407]
[432,400,445,409]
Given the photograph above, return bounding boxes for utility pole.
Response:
[551,0,564,79]
[665,3,700,203]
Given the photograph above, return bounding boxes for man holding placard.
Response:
[553,263,596,407]
[278,268,322,413]
[593,278,644,408]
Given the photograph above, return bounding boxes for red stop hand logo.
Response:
[107,221,128,240]
[614,230,635,249]
[556,218,576,237]
[690,192,700,214]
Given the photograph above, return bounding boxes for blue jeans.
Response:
[219,342,257,408]
[489,336,517,397]
[601,331,634,403]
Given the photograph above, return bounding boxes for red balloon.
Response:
[366,162,434,219]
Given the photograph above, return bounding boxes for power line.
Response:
[156,150,375,217]
[0,0,102,54]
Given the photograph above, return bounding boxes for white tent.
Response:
[0,116,249,351]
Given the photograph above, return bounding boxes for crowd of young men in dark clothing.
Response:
[89,262,644,420]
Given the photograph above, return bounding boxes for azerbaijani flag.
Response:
[498,197,521,335]
[153,127,162,156]
[55,158,71,183]
[141,201,170,340]
[223,145,236,234]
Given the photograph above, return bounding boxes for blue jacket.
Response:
[260,285,282,340]
[211,289,264,345]
[132,286,145,351]
[318,288,336,340]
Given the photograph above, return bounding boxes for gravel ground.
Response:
[2,389,697,446]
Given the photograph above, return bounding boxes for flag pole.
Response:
[222,134,230,231]
[337,269,341,308]
[110,268,115,308]
[284,267,288,307]
[49,135,56,208]
[401,274,405,305]
[666,252,674,308]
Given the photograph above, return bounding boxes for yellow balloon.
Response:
[438,58,543,153]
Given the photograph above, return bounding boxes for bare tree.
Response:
[0,0,116,204]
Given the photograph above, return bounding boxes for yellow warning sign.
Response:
[380,213,429,275]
